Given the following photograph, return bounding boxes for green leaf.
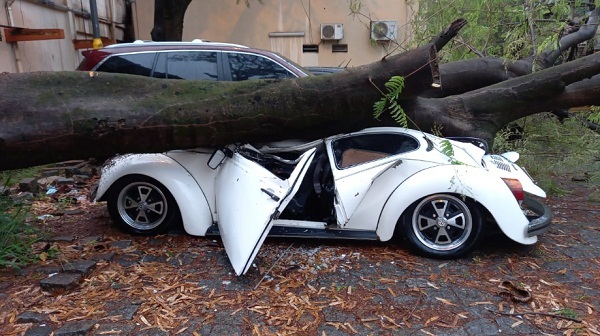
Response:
[372,76,407,127]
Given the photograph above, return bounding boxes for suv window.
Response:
[96,53,156,76]
[226,52,294,80]
[153,51,219,80]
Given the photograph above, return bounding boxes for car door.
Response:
[327,132,420,225]
[215,147,316,275]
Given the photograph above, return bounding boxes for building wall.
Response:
[0,0,415,73]
[0,0,127,73]
[132,0,416,67]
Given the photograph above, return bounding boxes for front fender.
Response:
[95,153,214,236]
[376,165,537,245]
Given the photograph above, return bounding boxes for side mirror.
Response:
[207,148,231,169]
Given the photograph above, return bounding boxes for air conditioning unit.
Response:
[320,24,344,40]
[370,20,398,41]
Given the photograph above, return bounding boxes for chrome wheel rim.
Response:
[117,181,168,231]
[412,195,472,251]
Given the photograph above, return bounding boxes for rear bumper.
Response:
[523,196,552,237]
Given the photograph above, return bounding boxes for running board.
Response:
[205,224,379,240]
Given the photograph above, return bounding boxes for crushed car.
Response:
[91,127,552,275]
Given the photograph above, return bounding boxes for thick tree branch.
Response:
[429,18,468,52]
[405,52,600,140]
[538,7,600,68]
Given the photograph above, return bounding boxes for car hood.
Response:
[424,137,486,167]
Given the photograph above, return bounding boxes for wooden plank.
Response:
[73,37,113,50]
[4,28,65,42]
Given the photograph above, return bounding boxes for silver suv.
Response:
[77,40,310,81]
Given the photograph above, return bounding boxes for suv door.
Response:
[153,50,222,80]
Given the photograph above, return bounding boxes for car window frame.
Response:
[153,49,224,81]
[91,51,159,76]
[223,51,300,81]
[331,132,421,170]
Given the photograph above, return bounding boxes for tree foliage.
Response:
[410,0,598,62]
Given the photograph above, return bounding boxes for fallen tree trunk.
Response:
[2,50,599,171]
[0,45,438,170]
[2,14,600,171]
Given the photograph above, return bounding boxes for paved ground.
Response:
[0,188,599,335]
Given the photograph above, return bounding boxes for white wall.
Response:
[133,0,417,67]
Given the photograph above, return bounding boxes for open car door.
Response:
[215,147,316,275]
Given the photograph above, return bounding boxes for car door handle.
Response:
[260,188,280,201]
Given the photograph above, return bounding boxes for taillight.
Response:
[502,178,524,201]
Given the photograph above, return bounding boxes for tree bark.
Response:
[151,0,192,41]
[429,19,468,53]
[0,45,438,170]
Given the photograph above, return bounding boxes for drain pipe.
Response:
[89,0,103,49]
[5,0,24,73]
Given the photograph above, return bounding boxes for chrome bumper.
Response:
[524,196,552,237]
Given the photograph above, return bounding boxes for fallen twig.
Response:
[254,243,294,290]
[485,308,582,323]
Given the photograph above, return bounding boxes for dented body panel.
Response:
[94,127,552,275]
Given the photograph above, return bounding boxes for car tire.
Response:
[401,194,482,259]
[107,175,181,235]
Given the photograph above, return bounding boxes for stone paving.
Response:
[1,203,599,335]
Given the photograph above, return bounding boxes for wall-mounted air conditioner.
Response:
[320,24,344,40]
[370,21,397,41]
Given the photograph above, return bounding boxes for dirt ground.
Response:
[0,175,598,335]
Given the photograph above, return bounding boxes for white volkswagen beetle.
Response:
[92,127,552,275]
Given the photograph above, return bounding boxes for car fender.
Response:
[95,153,214,236]
[376,165,537,245]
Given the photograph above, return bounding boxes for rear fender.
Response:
[96,154,214,236]
[484,153,546,197]
[376,165,537,245]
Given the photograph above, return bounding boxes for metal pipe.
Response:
[108,0,116,43]
[89,0,102,49]
[6,0,23,73]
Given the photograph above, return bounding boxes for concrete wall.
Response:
[0,0,415,73]
[132,0,416,67]
[0,0,127,73]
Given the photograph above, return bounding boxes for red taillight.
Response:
[502,178,524,201]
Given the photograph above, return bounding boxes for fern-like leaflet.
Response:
[440,139,463,165]
[373,76,407,128]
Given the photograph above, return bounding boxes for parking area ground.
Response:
[0,178,598,335]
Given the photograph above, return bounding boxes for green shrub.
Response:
[493,112,600,196]
[0,178,40,268]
